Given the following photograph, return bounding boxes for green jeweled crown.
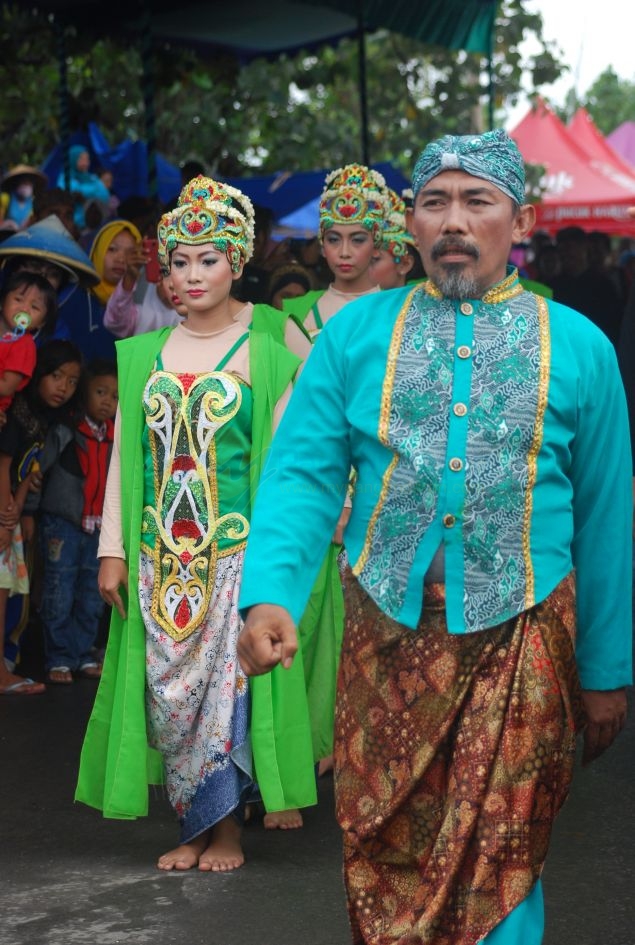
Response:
[319,164,388,246]
[158,175,255,273]
[381,188,416,262]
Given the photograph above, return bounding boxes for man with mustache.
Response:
[237,131,632,945]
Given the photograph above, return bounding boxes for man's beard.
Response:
[430,236,481,299]
[435,265,482,300]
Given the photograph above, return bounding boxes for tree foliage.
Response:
[1,0,566,178]
[582,67,635,136]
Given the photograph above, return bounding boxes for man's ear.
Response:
[397,254,415,277]
[512,204,536,245]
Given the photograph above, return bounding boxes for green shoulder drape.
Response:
[75,326,319,817]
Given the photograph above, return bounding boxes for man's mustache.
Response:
[431,237,480,261]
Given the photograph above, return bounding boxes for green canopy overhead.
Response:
[32,0,498,189]
[301,0,497,55]
[34,0,497,58]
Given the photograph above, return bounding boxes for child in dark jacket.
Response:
[0,339,83,696]
[39,358,117,684]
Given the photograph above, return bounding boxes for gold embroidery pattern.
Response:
[352,288,416,575]
[482,270,524,304]
[522,295,551,607]
[144,370,250,641]
[423,279,443,300]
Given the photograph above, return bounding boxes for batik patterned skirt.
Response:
[336,571,583,945]
[140,548,251,843]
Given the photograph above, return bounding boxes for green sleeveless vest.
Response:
[75,326,318,818]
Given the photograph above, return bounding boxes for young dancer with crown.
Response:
[76,177,317,872]
[283,164,388,337]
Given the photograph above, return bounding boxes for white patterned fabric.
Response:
[141,548,251,842]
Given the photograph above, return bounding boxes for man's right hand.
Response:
[237,604,298,676]
[98,556,129,619]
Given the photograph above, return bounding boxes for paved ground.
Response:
[2,624,634,945]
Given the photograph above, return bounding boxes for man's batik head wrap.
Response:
[158,175,255,273]
[381,188,416,263]
[319,164,388,246]
[412,130,526,207]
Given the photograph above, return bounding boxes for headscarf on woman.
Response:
[89,219,142,305]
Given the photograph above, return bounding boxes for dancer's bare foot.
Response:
[264,808,304,830]
[198,816,244,872]
[157,830,210,871]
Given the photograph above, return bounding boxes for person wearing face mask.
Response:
[0,165,48,233]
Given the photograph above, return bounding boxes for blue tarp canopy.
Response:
[42,123,410,230]
[42,124,182,205]
[225,162,410,222]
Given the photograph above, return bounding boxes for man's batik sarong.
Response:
[335,571,583,945]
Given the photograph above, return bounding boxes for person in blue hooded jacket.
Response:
[57,147,110,231]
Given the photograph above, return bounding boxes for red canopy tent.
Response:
[509,100,635,236]
[568,108,635,184]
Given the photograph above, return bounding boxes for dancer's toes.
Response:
[198,847,245,872]
[198,817,244,872]
[157,833,209,871]
[264,808,303,830]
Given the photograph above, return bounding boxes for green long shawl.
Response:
[251,302,311,347]
[281,289,324,323]
[75,326,318,818]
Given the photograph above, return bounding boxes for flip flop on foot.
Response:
[0,677,45,696]
[47,667,73,685]
[78,663,102,679]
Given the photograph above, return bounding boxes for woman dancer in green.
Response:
[76,176,315,871]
